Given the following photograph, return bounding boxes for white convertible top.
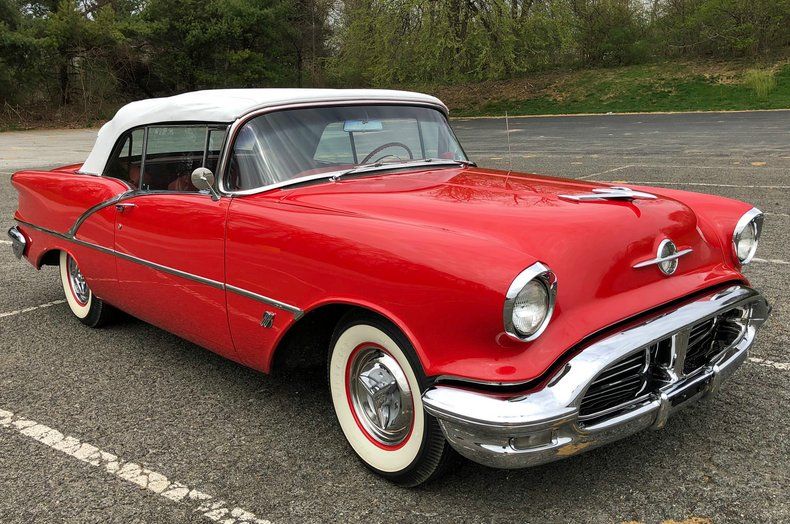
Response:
[79,88,447,175]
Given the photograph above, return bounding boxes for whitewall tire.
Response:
[328,312,455,486]
[59,251,113,327]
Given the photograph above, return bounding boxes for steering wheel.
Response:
[361,142,414,164]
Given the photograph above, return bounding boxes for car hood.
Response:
[279,166,724,279]
[276,166,741,382]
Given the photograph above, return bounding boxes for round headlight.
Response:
[504,262,557,341]
[512,280,549,335]
[732,208,763,265]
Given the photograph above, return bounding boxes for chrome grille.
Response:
[579,307,749,419]
[579,349,648,416]
[683,317,719,373]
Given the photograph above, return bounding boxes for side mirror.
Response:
[191,167,220,201]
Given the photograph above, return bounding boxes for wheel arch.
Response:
[268,299,423,375]
[37,248,62,269]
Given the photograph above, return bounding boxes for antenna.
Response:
[505,111,512,172]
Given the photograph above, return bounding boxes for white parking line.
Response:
[753,257,789,265]
[576,164,634,180]
[765,212,789,218]
[607,163,788,172]
[603,180,789,189]
[0,300,66,318]
[748,357,790,371]
[0,240,11,245]
[0,408,271,523]
[467,156,789,170]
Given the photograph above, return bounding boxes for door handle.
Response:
[115,203,136,213]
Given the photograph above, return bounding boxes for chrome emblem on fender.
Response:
[633,239,692,276]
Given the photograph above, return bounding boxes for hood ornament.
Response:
[559,186,657,202]
[633,239,692,275]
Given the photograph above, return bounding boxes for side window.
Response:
[205,129,227,172]
[228,124,271,191]
[104,129,144,186]
[103,125,227,191]
[141,127,206,192]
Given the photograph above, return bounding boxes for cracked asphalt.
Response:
[1,110,788,523]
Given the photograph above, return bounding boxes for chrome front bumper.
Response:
[422,285,770,469]
[7,226,26,259]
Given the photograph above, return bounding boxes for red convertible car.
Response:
[9,89,771,486]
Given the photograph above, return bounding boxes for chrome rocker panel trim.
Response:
[422,285,770,469]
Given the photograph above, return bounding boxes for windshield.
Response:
[226,105,468,191]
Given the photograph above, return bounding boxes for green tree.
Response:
[658,0,790,56]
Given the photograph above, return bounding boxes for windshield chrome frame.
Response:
[215,100,465,196]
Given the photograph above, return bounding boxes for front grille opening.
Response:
[651,337,674,369]
[717,308,749,346]
[579,307,750,419]
[683,318,719,373]
[579,349,648,416]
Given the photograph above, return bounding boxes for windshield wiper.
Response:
[330,158,475,182]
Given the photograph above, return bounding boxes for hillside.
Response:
[425,58,790,117]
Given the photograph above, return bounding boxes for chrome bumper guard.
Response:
[7,226,26,259]
[422,285,770,469]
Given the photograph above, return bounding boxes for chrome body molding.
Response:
[68,190,215,238]
[67,190,136,236]
[422,285,770,469]
[225,284,304,320]
[14,220,303,318]
[7,226,27,259]
[559,186,657,202]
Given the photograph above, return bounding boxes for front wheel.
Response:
[59,251,113,328]
[328,313,455,487]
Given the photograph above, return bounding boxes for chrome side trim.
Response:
[14,220,303,318]
[69,190,219,238]
[15,220,72,242]
[225,284,304,320]
[113,248,224,290]
[67,190,137,236]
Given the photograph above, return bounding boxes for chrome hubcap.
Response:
[348,347,413,446]
[67,256,89,304]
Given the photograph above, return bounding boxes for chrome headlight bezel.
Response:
[503,262,557,342]
[732,208,764,265]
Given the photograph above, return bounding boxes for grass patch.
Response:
[744,69,777,99]
[425,59,790,116]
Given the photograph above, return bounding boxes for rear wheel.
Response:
[328,312,455,487]
[59,251,113,327]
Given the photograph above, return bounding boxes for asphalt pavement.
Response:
[1,110,788,523]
